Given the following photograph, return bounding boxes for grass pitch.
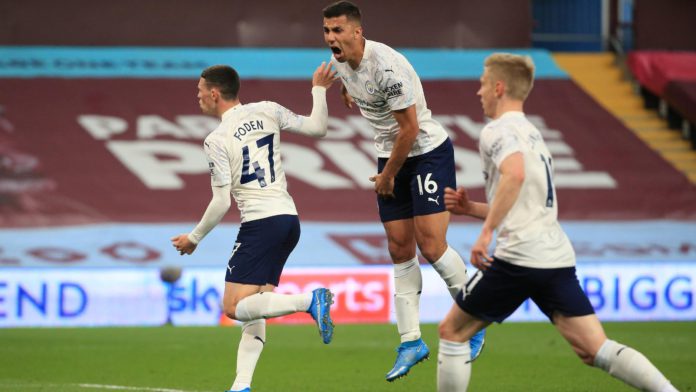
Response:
[1,322,694,391]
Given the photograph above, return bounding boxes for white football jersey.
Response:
[331,39,448,158]
[479,111,575,268]
[203,102,301,222]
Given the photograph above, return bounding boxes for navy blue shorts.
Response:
[377,138,456,222]
[225,214,300,286]
[456,258,595,323]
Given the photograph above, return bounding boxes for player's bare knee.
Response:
[223,304,237,320]
[388,243,414,263]
[419,244,446,263]
[222,298,242,320]
[572,346,595,366]
[579,353,595,366]
[415,239,447,262]
[438,320,464,342]
[438,320,453,339]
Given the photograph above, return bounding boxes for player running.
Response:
[171,62,337,392]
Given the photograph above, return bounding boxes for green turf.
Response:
[1,322,694,391]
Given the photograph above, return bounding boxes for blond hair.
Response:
[484,53,535,101]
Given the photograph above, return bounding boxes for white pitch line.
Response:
[0,382,213,392]
[78,383,212,392]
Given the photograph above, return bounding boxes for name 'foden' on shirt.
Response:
[234,120,264,140]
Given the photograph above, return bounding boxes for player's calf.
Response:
[594,339,678,392]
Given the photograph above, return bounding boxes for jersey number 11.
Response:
[540,154,554,208]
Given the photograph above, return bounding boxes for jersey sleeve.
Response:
[204,134,232,187]
[375,53,415,111]
[265,101,304,131]
[480,127,522,168]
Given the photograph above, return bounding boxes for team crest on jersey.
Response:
[365,81,376,95]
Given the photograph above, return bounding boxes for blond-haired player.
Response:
[437,53,678,392]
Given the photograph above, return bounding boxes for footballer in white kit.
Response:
[330,38,459,221]
[331,39,448,159]
[202,100,307,284]
[457,111,593,324]
[331,38,457,220]
[438,53,678,392]
[478,111,576,269]
[171,64,337,392]
[323,1,486,383]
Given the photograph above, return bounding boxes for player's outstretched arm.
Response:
[444,186,489,219]
[286,62,337,138]
[312,61,337,89]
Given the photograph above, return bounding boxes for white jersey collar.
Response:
[221,103,243,121]
[353,39,373,72]
[498,111,525,120]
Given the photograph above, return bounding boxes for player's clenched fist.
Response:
[170,233,197,255]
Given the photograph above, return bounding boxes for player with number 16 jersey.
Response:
[322,1,487,381]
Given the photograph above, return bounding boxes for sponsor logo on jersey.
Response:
[352,97,387,111]
[385,82,403,99]
[208,161,215,176]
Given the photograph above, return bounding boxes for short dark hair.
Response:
[200,65,240,100]
[323,1,361,23]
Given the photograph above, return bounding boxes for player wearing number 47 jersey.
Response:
[437,53,679,392]
[171,63,337,392]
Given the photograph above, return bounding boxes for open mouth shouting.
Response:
[330,45,345,62]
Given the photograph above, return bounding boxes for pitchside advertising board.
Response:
[1,263,695,327]
[2,221,696,268]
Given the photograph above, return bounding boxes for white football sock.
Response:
[437,339,472,392]
[594,339,678,392]
[234,292,312,322]
[231,319,266,391]
[394,257,422,342]
[431,245,469,299]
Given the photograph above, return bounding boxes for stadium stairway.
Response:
[554,53,696,184]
